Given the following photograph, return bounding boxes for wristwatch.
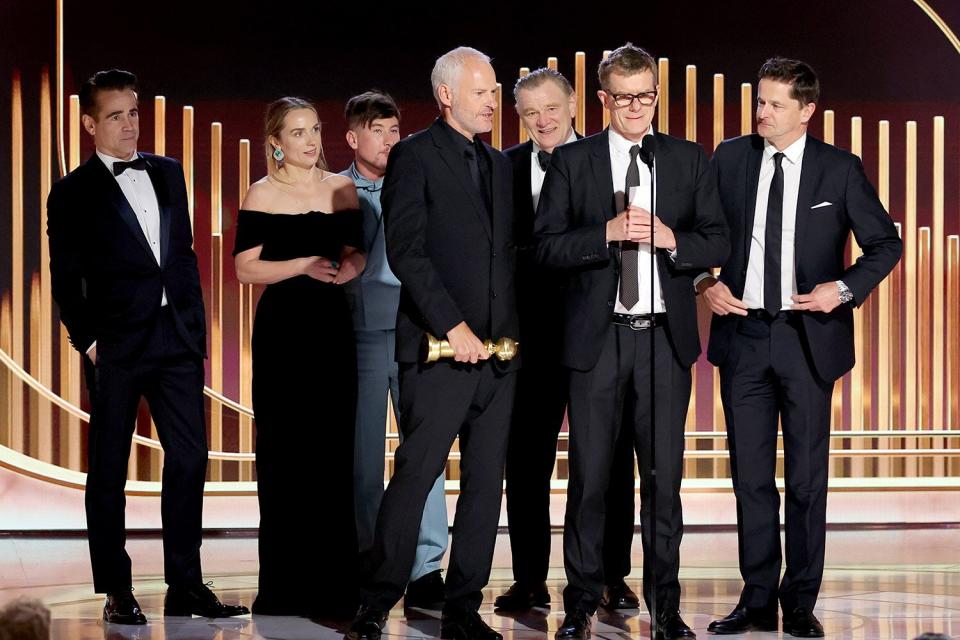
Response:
[836,280,854,304]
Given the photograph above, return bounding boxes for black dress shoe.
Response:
[555,609,592,640]
[493,581,550,611]
[405,569,445,609]
[783,607,824,638]
[164,581,250,617]
[440,607,502,640]
[599,580,640,610]
[707,604,778,634]
[656,610,696,640]
[103,590,147,625]
[344,605,389,640]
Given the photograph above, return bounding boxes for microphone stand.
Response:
[639,141,658,636]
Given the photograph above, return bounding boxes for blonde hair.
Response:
[264,97,328,175]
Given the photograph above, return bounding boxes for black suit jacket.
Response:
[383,118,519,370]
[534,129,730,371]
[707,133,902,382]
[47,153,206,365]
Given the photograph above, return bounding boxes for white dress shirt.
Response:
[609,126,665,314]
[531,130,578,211]
[88,150,167,356]
[742,134,806,310]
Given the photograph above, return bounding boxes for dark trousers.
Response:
[361,360,516,611]
[83,307,208,593]
[505,356,635,587]
[719,313,833,612]
[563,324,690,615]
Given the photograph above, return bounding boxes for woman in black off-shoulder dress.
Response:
[233,97,365,619]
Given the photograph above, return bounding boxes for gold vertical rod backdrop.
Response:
[849,117,865,475]
[55,0,66,177]
[547,57,558,71]
[154,97,166,156]
[38,67,54,462]
[931,116,945,430]
[210,122,224,481]
[822,111,842,438]
[63,96,82,471]
[740,83,751,135]
[947,236,959,431]
[904,122,918,434]
[658,58,669,134]
[183,107,195,230]
[602,51,612,130]
[876,121,892,475]
[1,294,11,445]
[575,52,586,136]
[684,65,697,432]
[238,139,254,481]
[492,83,502,151]
[11,70,25,453]
[712,74,724,149]
[517,68,529,145]
[149,96,167,481]
[918,227,931,472]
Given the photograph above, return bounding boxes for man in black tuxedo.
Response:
[346,47,517,640]
[497,67,639,614]
[46,69,247,625]
[700,58,901,638]
[535,44,729,640]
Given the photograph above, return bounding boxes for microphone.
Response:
[639,134,656,168]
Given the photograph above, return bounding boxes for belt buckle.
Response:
[630,316,652,330]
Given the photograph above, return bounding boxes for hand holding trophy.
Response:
[423,334,519,363]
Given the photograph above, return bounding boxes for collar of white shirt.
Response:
[532,129,579,156]
[763,133,806,165]
[608,125,654,156]
[96,149,141,175]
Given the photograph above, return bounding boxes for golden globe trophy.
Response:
[423,334,519,363]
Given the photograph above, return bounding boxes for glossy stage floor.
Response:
[1,529,957,639]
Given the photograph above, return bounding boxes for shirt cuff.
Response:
[668,248,678,262]
[86,340,97,356]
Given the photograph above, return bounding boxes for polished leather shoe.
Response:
[555,609,592,640]
[656,610,696,640]
[103,590,147,625]
[599,580,640,610]
[707,604,778,634]
[493,581,550,611]
[783,607,824,638]
[440,607,502,640]
[164,581,250,617]
[405,569,445,609]
[345,605,389,640]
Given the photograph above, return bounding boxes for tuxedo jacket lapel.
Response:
[742,135,764,272]
[589,130,616,222]
[90,155,157,264]
[794,137,823,291]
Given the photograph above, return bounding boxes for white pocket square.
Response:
[811,201,833,209]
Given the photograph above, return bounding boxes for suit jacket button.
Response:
[607,301,614,307]
[492,251,497,257]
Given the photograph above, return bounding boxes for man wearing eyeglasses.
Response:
[534,43,729,640]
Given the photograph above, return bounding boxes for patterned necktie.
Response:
[763,152,785,315]
[618,144,642,309]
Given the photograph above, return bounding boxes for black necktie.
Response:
[619,144,642,309]
[763,152,785,315]
[113,156,148,176]
[465,140,492,215]
[537,149,551,172]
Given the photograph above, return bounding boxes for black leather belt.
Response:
[611,312,666,330]
[744,308,796,322]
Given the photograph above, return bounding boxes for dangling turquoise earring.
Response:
[272,146,285,164]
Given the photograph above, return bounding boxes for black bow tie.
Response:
[113,156,148,176]
[537,149,551,172]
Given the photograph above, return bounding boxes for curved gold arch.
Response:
[912,0,960,55]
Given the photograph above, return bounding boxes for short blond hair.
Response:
[430,46,491,109]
